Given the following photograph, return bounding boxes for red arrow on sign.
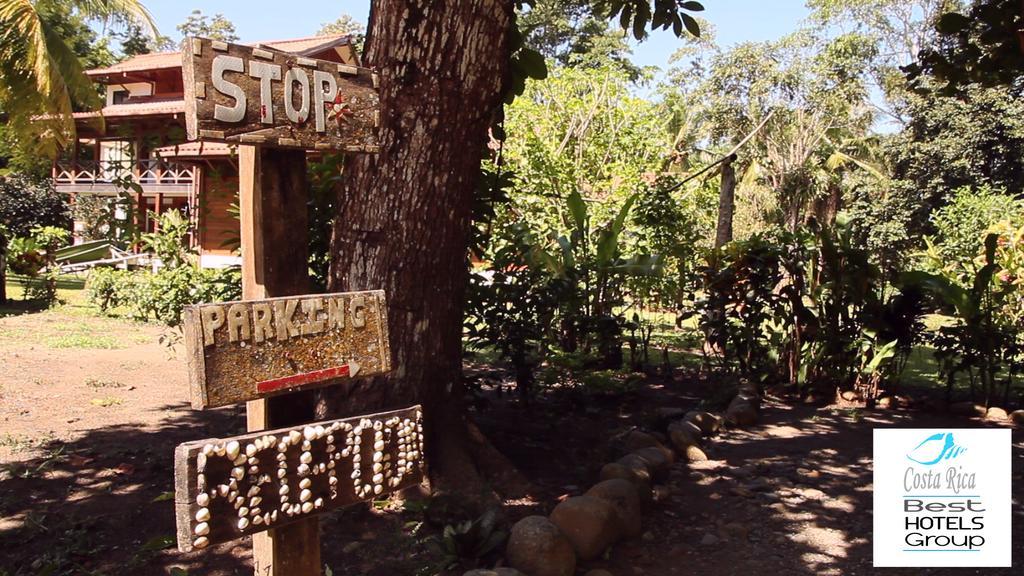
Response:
[256,361,362,394]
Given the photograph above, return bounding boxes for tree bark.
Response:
[714,157,736,250]
[324,0,527,499]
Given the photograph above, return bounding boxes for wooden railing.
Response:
[54,159,196,193]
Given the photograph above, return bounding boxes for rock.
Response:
[600,462,653,506]
[655,406,688,422]
[341,541,361,554]
[668,427,700,453]
[699,533,719,546]
[505,516,576,576]
[684,411,722,436]
[725,397,758,427]
[633,446,673,475]
[587,479,642,538]
[619,453,656,478]
[1011,410,1024,427]
[464,570,526,576]
[840,390,861,402]
[986,407,1009,421]
[949,401,986,416]
[684,445,708,463]
[549,495,620,560]
[620,430,662,453]
[876,396,894,409]
[720,522,749,541]
[584,570,614,576]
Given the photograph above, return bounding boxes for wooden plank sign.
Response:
[182,37,380,151]
[182,291,391,409]
[175,406,425,552]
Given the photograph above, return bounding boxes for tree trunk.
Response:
[714,157,736,250]
[324,0,527,499]
[0,235,6,305]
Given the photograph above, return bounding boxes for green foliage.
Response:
[890,83,1024,219]
[435,509,507,570]
[697,215,924,395]
[87,265,241,326]
[0,175,70,237]
[6,225,69,304]
[466,222,558,401]
[518,0,643,78]
[176,9,237,42]
[931,185,1024,267]
[141,210,192,269]
[906,0,1024,94]
[597,0,705,40]
[0,0,153,158]
[903,233,1020,407]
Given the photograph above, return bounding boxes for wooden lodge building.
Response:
[57,34,359,268]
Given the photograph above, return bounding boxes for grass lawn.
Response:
[2,272,90,317]
[1,272,153,349]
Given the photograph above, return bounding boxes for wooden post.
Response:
[238,145,321,576]
[714,155,737,250]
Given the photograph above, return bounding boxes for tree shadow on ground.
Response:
[600,401,1023,576]
[0,402,449,576]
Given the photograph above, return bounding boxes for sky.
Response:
[140,0,813,75]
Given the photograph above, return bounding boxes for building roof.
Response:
[72,99,186,119]
[86,34,352,79]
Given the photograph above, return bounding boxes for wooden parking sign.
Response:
[182,291,391,409]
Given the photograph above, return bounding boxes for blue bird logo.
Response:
[906,432,966,466]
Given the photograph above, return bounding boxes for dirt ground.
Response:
[1,303,1021,575]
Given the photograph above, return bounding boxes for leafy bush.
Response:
[696,214,924,396]
[907,233,1023,407]
[931,185,1024,266]
[87,265,241,326]
[434,508,507,570]
[0,175,70,237]
[141,211,192,269]
[6,226,70,304]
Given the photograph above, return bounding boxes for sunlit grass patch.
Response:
[45,333,124,349]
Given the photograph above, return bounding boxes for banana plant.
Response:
[902,233,1018,407]
[524,189,657,367]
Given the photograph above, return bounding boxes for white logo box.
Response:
[873,428,1011,567]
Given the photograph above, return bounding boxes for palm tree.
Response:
[0,0,156,157]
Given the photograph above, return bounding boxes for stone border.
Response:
[492,381,763,576]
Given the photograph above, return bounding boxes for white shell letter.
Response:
[248,61,282,124]
[284,68,310,124]
[212,55,246,123]
[313,70,337,133]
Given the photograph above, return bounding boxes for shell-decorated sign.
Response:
[174,406,424,551]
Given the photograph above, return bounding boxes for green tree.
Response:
[116,18,173,56]
[807,0,962,122]
[317,13,366,54]
[889,81,1024,216]
[519,0,641,78]
[668,31,877,232]
[906,0,1024,94]
[176,9,238,42]
[0,0,151,158]
[327,0,703,496]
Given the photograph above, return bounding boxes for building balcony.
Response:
[54,159,196,197]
